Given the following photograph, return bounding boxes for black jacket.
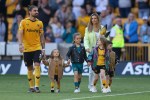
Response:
[66,44,87,63]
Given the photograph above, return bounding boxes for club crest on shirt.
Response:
[37,24,40,27]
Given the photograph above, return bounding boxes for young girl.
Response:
[87,36,108,93]
[66,33,87,93]
[42,49,70,93]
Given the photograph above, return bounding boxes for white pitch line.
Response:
[63,91,150,100]
[0,91,17,93]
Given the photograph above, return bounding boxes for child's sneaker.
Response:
[74,88,79,93]
[51,88,54,93]
[89,88,92,92]
[107,86,111,93]
[78,88,80,92]
[91,86,97,93]
[34,87,40,93]
[28,88,35,93]
[102,88,108,93]
[55,89,60,93]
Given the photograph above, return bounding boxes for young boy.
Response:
[105,40,117,92]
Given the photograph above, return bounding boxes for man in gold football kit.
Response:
[18,5,45,93]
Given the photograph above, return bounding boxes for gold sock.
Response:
[51,81,55,88]
[27,70,34,88]
[57,81,60,89]
[34,66,41,87]
[102,80,108,88]
[109,79,112,86]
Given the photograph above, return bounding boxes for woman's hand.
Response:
[87,62,91,66]
[86,49,90,53]
[67,59,71,65]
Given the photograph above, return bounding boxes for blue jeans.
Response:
[119,7,131,18]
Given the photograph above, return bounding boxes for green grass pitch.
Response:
[0,75,150,100]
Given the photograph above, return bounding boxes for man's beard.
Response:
[32,14,38,18]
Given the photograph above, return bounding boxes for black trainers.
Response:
[51,88,54,93]
[28,88,35,93]
[34,87,40,93]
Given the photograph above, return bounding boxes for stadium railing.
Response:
[0,42,150,61]
[121,43,150,62]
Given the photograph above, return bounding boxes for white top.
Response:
[95,31,100,40]
[95,0,108,12]
[51,23,64,43]
[118,0,131,8]
[125,23,130,35]
[72,0,84,19]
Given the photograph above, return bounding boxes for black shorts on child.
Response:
[93,65,106,74]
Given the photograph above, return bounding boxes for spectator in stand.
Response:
[85,3,94,16]
[83,0,96,7]
[49,0,64,16]
[65,5,76,26]
[136,0,150,18]
[62,21,76,43]
[100,9,113,31]
[11,14,23,42]
[0,1,8,42]
[106,5,115,20]
[44,25,55,43]
[76,7,90,42]
[6,0,18,17]
[95,0,108,13]
[49,17,64,43]
[64,0,72,6]
[72,0,85,20]
[118,0,131,18]
[108,0,118,10]
[109,16,124,61]
[30,0,39,6]
[139,16,150,43]
[106,5,115,30]
[124,13,138,43]
[38,0,51,31]
[55,4,68,26]
[13,3,26,18]
[20,0,31,7]
[0,0,7,18]
[0,14,6,42]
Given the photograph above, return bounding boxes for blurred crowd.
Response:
[0,0,150,43]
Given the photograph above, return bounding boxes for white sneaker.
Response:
[88,85,92,91]
[107,86,111,93]
[55,89,60,93]
[74,89,79,93]
[91,86,97,93]
[78,88,80,92]
[89,88,92,92]
[102,88,108,93]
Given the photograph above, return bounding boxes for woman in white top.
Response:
[84,13,106,92]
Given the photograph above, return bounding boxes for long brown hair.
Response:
[99,36,107,50]
[87,13,101,32]
[50,49,62,60]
